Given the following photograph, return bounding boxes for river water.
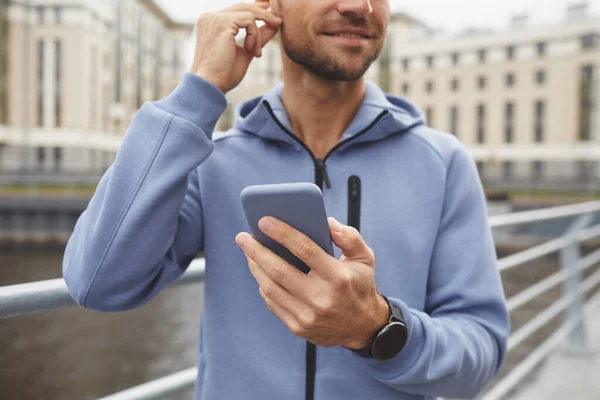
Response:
[0,245,201,400]
[0,244,598,400]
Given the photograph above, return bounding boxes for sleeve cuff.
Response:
[350,297,424,380]
[154,72,228,138]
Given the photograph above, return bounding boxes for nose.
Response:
[336,0,373,18]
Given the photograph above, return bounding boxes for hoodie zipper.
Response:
[315,159,332,189]
[263,101,388,190]
[347,175,362,232]
[263,100,387,400]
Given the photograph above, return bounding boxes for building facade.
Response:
[393,9,600,186]
[0,0,192,173]
[219,7,600,187]
[0,0,8,126]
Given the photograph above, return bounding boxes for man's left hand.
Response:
[235,216,390,349]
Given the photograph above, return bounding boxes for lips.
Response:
[323,31,374,39]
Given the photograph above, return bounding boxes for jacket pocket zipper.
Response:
[347,175,361,232]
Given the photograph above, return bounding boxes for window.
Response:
[502,162,513,180]
[91,46,97,129]
[425,107,434,126]
[115,0,123,103]
[476,104,486,144]
[425,80,434,93]
[136,12,143,108]
[426,55,434,69]
[478,49,487,63]
[37,147,46,170]
[476,161,485,178]
[449,105,459,136]
[582,34,599,50]
[154,31,162,100]
[506,72,516,87]
[266,49,276,80]
[535,100,545,142]
[53,147,63,172]
[172,40,180,76]
[0,0,7,124]
[477,76,487,90]
[579,65,596,141]
[402,82,410,94]
[505,102,514,143]
[402,58,410,71]
[535,70,546,85]
[451,78,460,92]
[451,52,460,66]
[37,40,44,127]
[577,161,595,183]
[507,45,516,60]
[55,40,61,127]
[532,161,544,181]
[37,6,45,24]
[536,42,546,57]
[54,6,62,24]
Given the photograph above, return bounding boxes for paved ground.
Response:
[509,303,600,400]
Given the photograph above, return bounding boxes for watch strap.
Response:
[350,294,398,358]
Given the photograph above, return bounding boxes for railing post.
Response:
[559,213,594,353]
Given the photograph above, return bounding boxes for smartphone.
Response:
[240,182,334,274]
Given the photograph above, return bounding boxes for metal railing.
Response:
[2,202,600,400]
[0,172,105,187]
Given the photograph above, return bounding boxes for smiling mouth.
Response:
[323,32,373,39]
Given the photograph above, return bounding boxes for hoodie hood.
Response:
[233,80,425,153]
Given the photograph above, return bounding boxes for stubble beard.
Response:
[277,3,382,81]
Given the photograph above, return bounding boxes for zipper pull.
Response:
[316,159,332,189]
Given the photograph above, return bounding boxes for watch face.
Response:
[372,322,408,361]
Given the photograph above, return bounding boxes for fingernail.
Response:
[331,217,344,233]
[235,233,247,248]
[259,217,275,233]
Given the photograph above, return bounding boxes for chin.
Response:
[335,62,371,79]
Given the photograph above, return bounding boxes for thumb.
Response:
[328,217,374,265]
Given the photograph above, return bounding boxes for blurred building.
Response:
[0,0,192,173]
[0,0,8,126]
[395,4,600,187]
[219,5,600,189]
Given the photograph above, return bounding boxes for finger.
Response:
[223,11,255,38]
[226,3,282,27]
[254,22,262,57]
[245,20,259,55]
[258,286,303,336]
[236,232,312,296]
[228,1,269,11]
[258,217,335,279]
[328,217,375,265]
[258,24,278,48]
[247,256,312,319]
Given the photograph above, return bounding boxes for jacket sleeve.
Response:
[63,73,227,312]
[355,145,510,398]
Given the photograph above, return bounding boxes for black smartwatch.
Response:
[351,294,408,361]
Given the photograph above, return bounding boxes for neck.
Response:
[280,60,366,160]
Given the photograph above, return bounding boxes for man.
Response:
[63,0,509,399]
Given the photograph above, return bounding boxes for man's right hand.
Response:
[191,1,282,94]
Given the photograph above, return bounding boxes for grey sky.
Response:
[156,0,600,33]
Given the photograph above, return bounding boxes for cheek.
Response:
[373,1,390,25]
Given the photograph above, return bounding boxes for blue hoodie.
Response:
[63,73,509,400]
